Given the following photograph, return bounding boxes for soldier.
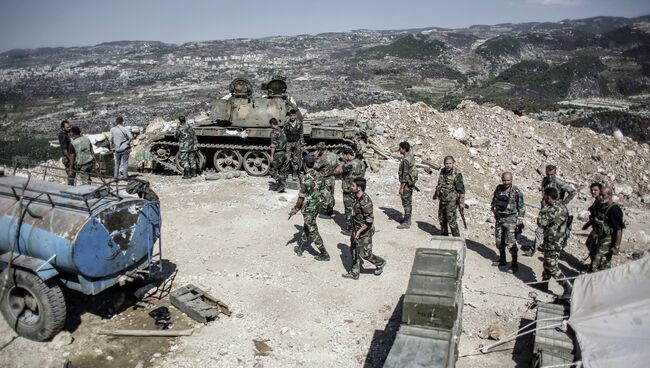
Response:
[289,154,330,261]
[432,156,465,236]
[174,115,198,179]
[284,109,304,179]
[536,187,572,299]
[589,185,625,272]
[70,126,95,185]
[527,165,576,256]
[57,120,75,185]
[490,172,525,274]
[397,141,416,229]
[335,147,366,235]
[314,142,339,218]
[342,177,386,280]
[269,118,288,192]
[581,182,602,266]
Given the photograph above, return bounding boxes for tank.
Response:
[145,76,367,175]
[0,173,161,341]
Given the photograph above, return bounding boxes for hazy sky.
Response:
[1,0,649,51]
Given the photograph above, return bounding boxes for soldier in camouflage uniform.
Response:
[342,177,386,280]
[314,142,339,218]
[174,115,198,179]
[335,147,366,235]
[433,156,465,236]
[527,165,576,256]
[289,154,330,261]
[536,187,573,299]
[397,142,416,229]
[490,172,525,274]
[589,185,625,272]
[284,109,304,179]
[70,126,95,185]
[269,118,289,192]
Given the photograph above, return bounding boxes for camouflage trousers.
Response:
[343,191,356,230]
[350,228,385,276]
[400,185,413,218]
[542,247,565,280]
[179,150,197,171]
[589,235,613,272]
[300,211,324,249]
[438,201,460,237]
[62,156,76,185]
[286,142,302,174]
[270,151,289,186]
[319,176,335,214]
[495,215,518,255]
[75,162,94,185]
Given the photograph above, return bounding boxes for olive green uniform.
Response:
[589,203,625,272]
[340,158,365,231]
[295,168,326,255]
[315,150,339,214]
[174,122,198,173]
[270,128,289,189]
[434,169,465,236]
[398,152,416,221]
[537,202,569,281]
[284,120,303,176]
[71,136,94,185]
[349,192,385,277]
[491,184,525,255]
[533,177,575,251]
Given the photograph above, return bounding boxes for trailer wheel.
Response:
[0,269,67,341]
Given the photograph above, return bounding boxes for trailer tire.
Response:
[0,268,67,341]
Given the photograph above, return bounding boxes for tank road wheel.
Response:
[213,149,242,172]
[0,269,67,341]
[243,151,271,176]
[152,144,172,161]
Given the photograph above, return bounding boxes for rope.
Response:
[459,317,567,358]
[468,275,579,292]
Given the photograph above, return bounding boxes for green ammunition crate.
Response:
[533,348,576,368]
[384,325,453,368]
[530,302,575,368]
[403,275,459,329]
[410,248,459,279]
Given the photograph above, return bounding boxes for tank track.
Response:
[152,141,350,151]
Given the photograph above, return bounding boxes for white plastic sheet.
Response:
[569,257,650,368]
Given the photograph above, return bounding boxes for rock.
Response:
[464,198,479,207]
[470,137,490,148]
[468,148,479,157]
[613,129,625,140]
[106,356,114,362]
[487,325,507,340]
[625,150,636,157]
[280,327,290,335]
[576,210,590,222]
[253,339,273,356]
[452,127,466,141]
[615,184,634,197]
[50,331,73,348]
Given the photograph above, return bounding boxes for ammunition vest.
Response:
[284,121,302,142]
[593,204,614,239]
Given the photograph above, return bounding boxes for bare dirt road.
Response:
[1,159,647,368]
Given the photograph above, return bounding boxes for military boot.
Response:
[509,254,519,274]
[182,168,191,179]
[294,242,304,257]
[397,215,411,229]
[537,276,550,292]
[492,249,507,266]
[191,168,197,178]
[559,280,573,300]
[374,258,386,276]
[523,245,536,257]
[314,246,330,262]
[342,272,359,280]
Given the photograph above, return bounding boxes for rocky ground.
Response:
[2,100,650,368]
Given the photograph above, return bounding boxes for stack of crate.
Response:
[384,236,466,368]
[530,302,577,368]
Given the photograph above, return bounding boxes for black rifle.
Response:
[458,200,468,230]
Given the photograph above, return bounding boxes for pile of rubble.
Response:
[310,100,650,207]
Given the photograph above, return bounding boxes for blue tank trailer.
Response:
[0,171,161,341]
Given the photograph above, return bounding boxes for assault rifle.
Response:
[458,200,468,230]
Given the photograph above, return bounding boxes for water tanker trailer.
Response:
[0,172,161,341]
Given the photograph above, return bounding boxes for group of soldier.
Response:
[270,125,626,291]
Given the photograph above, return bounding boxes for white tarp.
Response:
[569,257,650,368]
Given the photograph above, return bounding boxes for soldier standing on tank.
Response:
[490,172,525,274]
[589,185,625,272]
[70,126,95,185]
[342,177,386,280]
[526,165,576,256]
[269,118,288,192]
[174,115,198,179]
[433,156,465,236]
[397,142,416,229]
[314,142,339,218]
[284,109,304,179]
[335,147,366,235]
[536,187,573,300]
[289,154,330,261]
